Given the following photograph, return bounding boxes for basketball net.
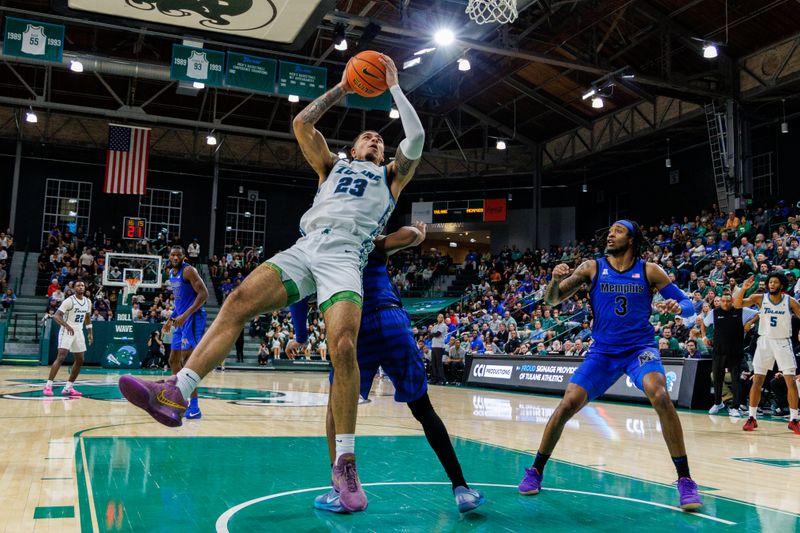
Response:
[123,278,140,306]
[466,0,518,25]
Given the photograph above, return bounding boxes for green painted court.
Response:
[74,435,798,532]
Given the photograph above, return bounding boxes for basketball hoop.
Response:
[123,277,140,306]
[466,0,518,25]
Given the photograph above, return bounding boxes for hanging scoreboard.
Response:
[122,217,146,240]
[426,199,507,223]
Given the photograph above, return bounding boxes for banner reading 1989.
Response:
[3,17,65,62]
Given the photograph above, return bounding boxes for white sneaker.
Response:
[708,402,725,415]
[728,407,741,417]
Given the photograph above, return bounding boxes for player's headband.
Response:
[613,219,635,235]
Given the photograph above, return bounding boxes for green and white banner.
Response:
[3,16,65,62]
[170,44,225,87]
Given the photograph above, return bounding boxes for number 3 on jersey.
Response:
[334,177,367,197]
[614,295,628,316]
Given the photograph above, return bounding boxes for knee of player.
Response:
[332,336,357,357]
[646,385,670,406]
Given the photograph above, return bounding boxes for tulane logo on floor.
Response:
[1,379,329,406]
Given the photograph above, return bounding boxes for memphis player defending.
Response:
[44,280,93,397]
[163,245,209,419]
[119,54,423,513]
[287,223,485,514]
[734,273,800,434]
[517,220,703,510]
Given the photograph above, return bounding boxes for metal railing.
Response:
[8,312,40,342]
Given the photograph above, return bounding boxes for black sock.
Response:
[408,394,468,491]
[672,456,690,479]
[532,452,551,474]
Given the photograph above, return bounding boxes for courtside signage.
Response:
[3,17,65,62]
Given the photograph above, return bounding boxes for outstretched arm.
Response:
[383,56,424,199]
[374,222,426,256]
[543,260,595,305]
[292,74,351,182]
[733,276,762,309]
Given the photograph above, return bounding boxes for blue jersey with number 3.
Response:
[588,257,655,353]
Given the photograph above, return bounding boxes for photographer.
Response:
[142,330,166,369]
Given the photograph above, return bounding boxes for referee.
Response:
[703,293,757,416]
[430,314,449,385]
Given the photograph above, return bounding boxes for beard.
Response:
[768,286,782,294]
[605,242,629,257]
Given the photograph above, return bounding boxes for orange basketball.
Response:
[345,50,388,97]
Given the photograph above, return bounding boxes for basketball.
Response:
[345,50,388,97]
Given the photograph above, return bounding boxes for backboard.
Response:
[103,253,163,289]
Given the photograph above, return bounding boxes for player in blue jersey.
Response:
[287,223,485,514]
[163,246,209,419]
[517,220,703,510]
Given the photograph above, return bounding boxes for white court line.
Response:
[80,437,100,533]
[215,481,736,532]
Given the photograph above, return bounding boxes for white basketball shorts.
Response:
[58,328,87,353]
[753,337,796,375]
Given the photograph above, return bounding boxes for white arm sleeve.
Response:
[389,85,424,160]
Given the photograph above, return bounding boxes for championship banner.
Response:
[225,52,277,94]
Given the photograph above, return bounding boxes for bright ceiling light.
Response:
[389,108,400,119]
[25,110,37,123]
[496,139,506,150]
[288,94,300,103]
[703,44,718,59]
[69,60,84,73]
[457,58,471,72]
[591,96,604,109]
[433,29,455,46]
[403,57,422,70]
[582,88,597,100]
[414,47,436,56]
[337,151,347,159]
[206,133,217,146]
[334,38,348,51]
[192,82,205,89]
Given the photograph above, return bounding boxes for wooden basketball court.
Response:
[1,367,798,532]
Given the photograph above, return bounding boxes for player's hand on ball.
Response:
[379,54,399,88]
[286,340,304,357]
[339,67,353,94]
[552,264,571,280]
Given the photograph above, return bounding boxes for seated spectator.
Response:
[657,327,680,352]
[1,288,16,311]
[574,321,592,342]
[573,339,587,357]
[658,337,675,358]
[563,340,576,356]
[505,330,522,354]
[548,339,563,356]
[684,339,700,359]
[529,320,546,342]
[258,341,270,366]
[445,339,466,375]
[46,278,60,298]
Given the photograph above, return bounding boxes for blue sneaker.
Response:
[185,399,202,419]
[454,486,485,513]
[518,467,542,495]
[314,487,346,513]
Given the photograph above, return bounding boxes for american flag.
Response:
[104,124,150,195]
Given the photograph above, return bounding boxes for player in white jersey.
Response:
[118,54,424,512]
[734,273,800,434]
[44,281,93,397]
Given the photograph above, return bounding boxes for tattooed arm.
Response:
[543,260,596,306]
[292,74,351,183]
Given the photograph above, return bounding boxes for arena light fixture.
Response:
[433,28,455,46]
[703,43,718,59]
[288,94,300,103]
[225,226,232,231]
[333,23,348,51]
[781,99,789,134]
[25,108,37,123]
[389,108,400,119]
[192,82,205,89]
[665,137,672,168]
[591,96,604,109]
[413,47,437,57]
[457,58,471,72]
[337,151,347,159]
[206,132,217,146]
[69,60,84,73]
[403,57,422,70]
[581,88,597,101]
[495,139,506,150]
[582,183,588,193]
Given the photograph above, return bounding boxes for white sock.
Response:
[334,434,355,463]
[46,380,53,389]
[175,368,201,400]
[790,408,799,421]
[64,381,73,391]
[749,406,758,419]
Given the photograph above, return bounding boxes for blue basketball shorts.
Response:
[570,345,665,401]
[330,307,427,403]
[171,309,207,351]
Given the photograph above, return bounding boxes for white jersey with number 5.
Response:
[58,295,91,329]
[299,159,395,251]
[758,293,792,338]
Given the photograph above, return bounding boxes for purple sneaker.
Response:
[118,375,187,428]
[518,467,542,495]
[331,453,367,512]
[677,477,703,511]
